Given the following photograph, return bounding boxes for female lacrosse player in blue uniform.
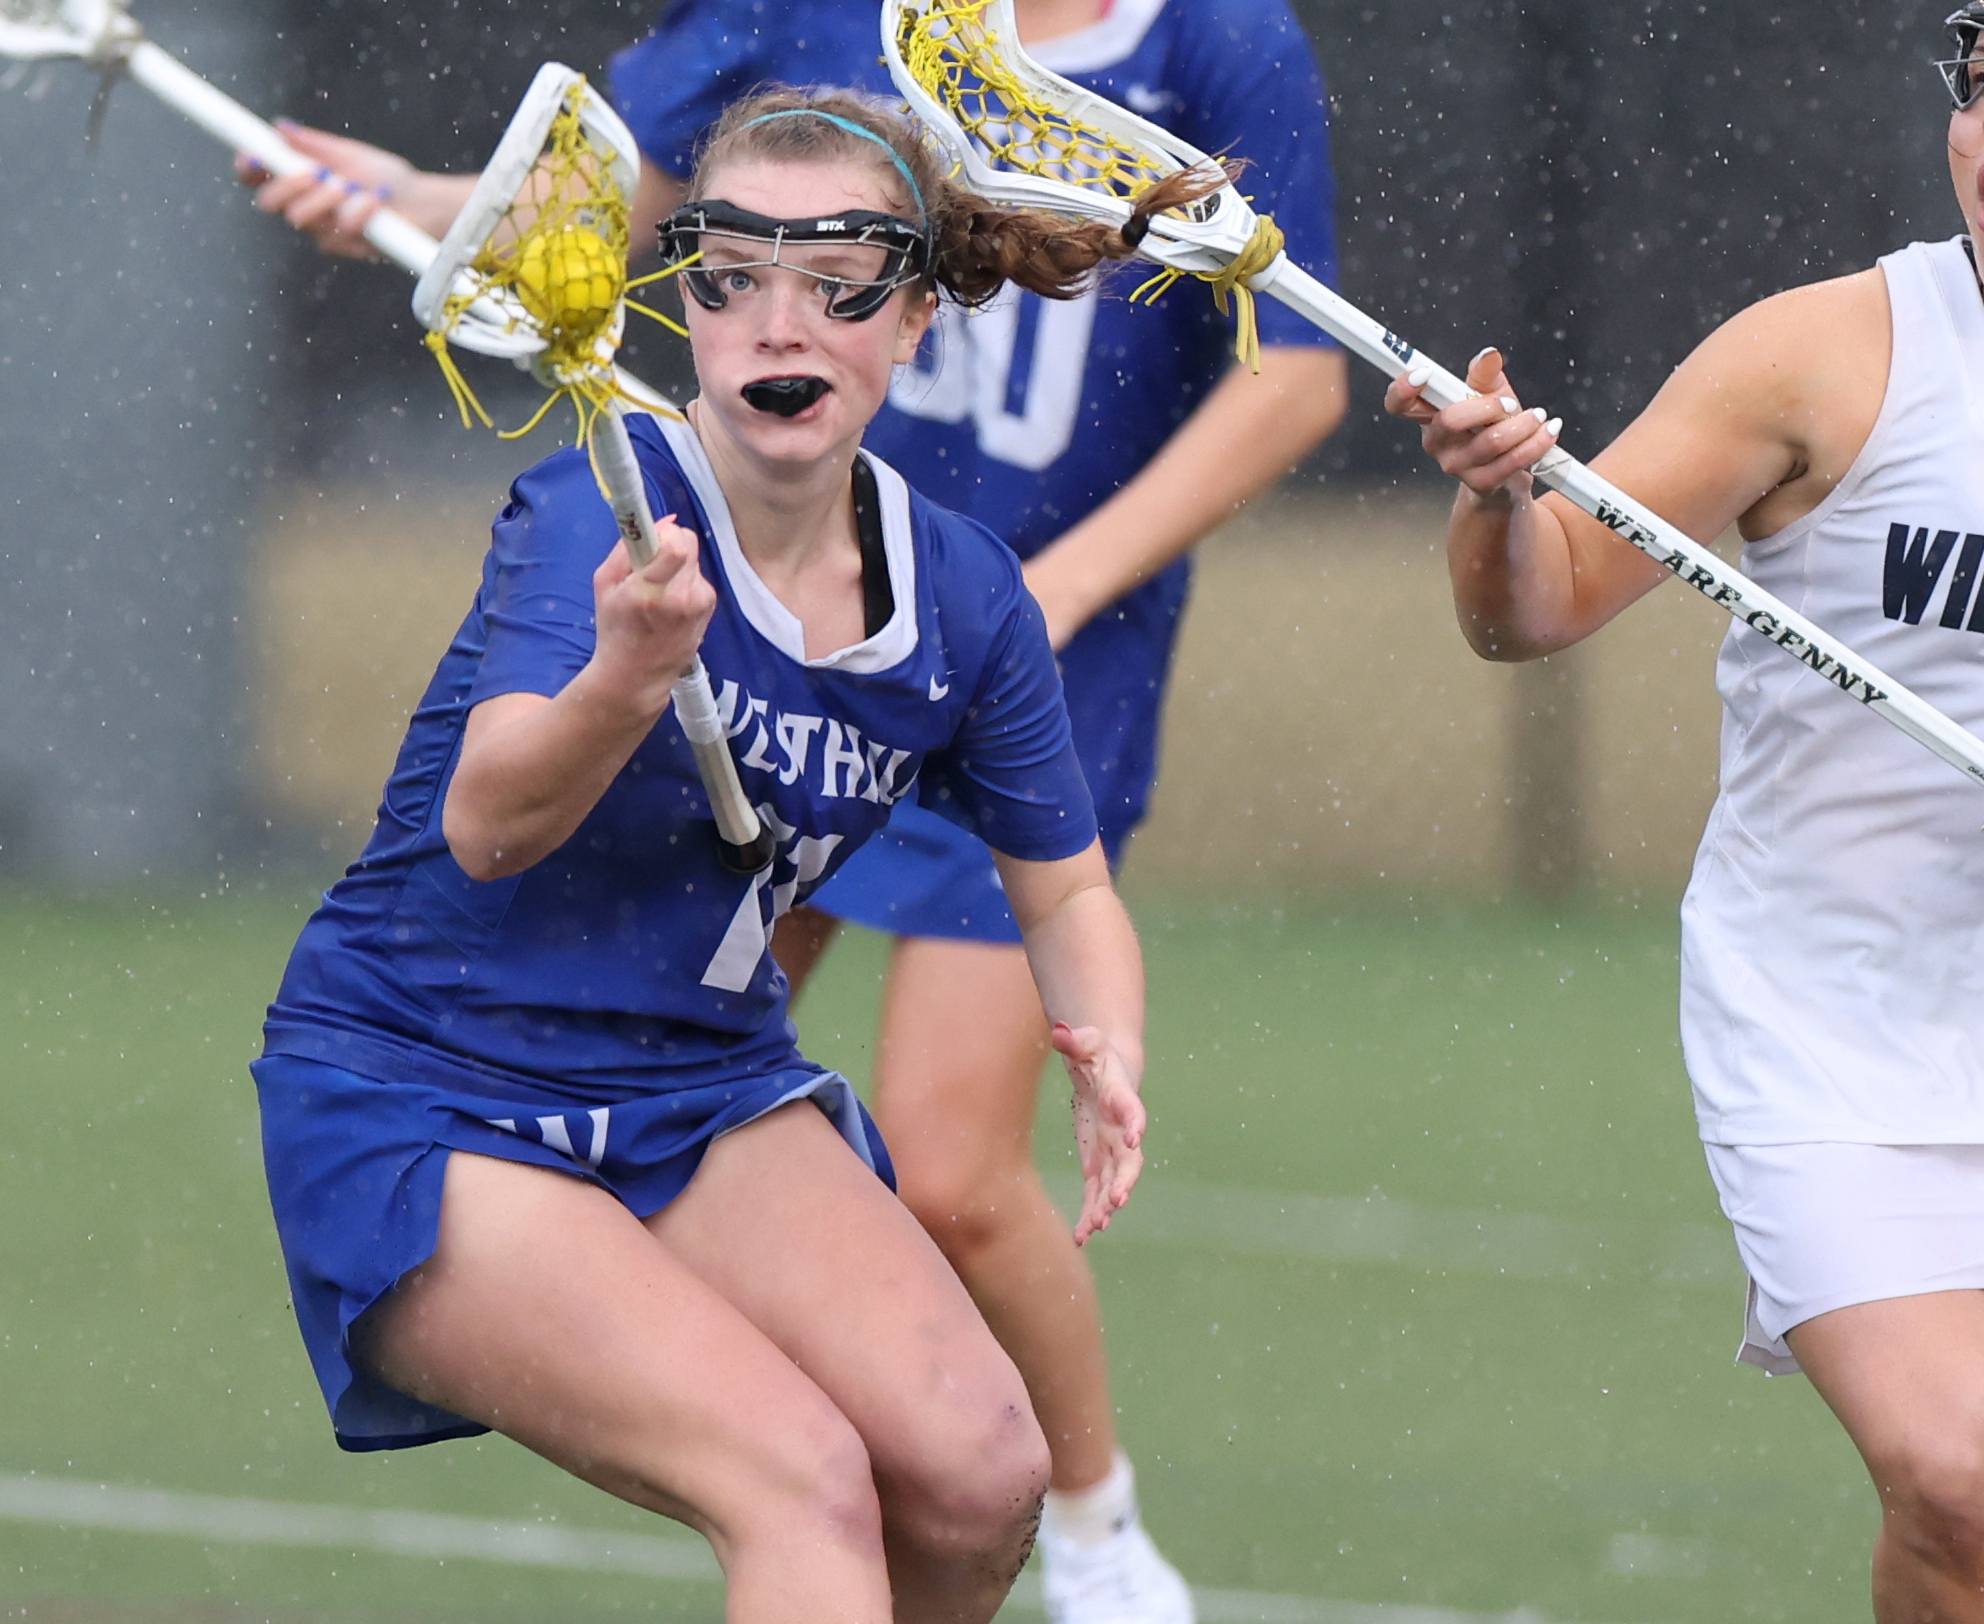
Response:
[250,5,1341,1613]
[1390,9,1984,1616]
[252,91,1198,1621]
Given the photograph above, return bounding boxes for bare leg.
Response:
[358,1104,1047,1623]
[651,1101,1050,1616]
[774,903,842,997]
[871,934,1120,1492]
[1789,1291,1984,1623]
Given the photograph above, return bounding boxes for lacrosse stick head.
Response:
[882,0,1256,272]
[412,63,669,433]
[0,0,135,66]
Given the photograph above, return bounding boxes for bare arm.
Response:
[1023,346,1349,648]
[1385,271,1890,660]
[240,125,687,269]
[995,844,1146,1244]
[236,125,476,256]
[443,517,715,881]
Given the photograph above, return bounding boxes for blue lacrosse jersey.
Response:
[612,0,1337,847]
[261,412,1096,1095]
[612,0,1337,553]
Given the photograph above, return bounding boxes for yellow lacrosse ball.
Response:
[512,225,619,342]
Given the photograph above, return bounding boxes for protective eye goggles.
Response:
[657,200,933,322]
[1938,4,1984,110]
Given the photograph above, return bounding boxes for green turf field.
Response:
[0,882,1875,1622]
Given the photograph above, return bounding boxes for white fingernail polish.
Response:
[1545,416,1563,436]
[1500,396,1519,414]
[1406,364,1431,386]
[1531,406,1548,421]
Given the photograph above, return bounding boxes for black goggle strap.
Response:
[657,201,932,321]
[1941,5,1984,108]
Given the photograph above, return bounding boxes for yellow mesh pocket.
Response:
[895,0,1174,201]
[425,80,685,446]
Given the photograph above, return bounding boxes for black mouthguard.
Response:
[743,376,831,417]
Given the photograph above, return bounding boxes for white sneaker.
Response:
[1038,1517,1196,1624]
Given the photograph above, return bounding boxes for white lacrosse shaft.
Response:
[25,30,674,415]
[590,412,774,873]
[121,40,438,273]
[878,0,1984,792]
[1244,256,1984,789]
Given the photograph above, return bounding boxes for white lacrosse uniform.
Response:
[1678,236,1984,1368]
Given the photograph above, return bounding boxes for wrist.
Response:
[569,653,675,736]
[1459,481,1518,514]
[395,169,477,239]
[1024,548,1105,643]
[1113,1037,1146,1087]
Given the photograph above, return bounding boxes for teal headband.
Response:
[738,109,926,218]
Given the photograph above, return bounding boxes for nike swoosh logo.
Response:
[928,675,951,701]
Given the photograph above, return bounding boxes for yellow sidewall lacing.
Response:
[898,0,1281,370]
[624,252,701,337]
[1129,211,1284,373]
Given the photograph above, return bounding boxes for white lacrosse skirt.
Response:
[1703,1141,1984,1375]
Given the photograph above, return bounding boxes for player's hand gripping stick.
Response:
[0,1,425,270]
[0,0,671,416]
[1249,266,1984,791]
[882,0,1984,791]
[590,412,776,876]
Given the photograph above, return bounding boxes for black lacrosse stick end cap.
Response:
[717,826,779,875]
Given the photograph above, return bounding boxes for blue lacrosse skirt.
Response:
[253,1048,892,1453]
[809,577,1168,942]
[808,798,1131,944]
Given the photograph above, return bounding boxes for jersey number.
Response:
[887,285,1098,473]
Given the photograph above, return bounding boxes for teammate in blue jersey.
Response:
[248,3,1343,1614]
[252,90,1185,1621]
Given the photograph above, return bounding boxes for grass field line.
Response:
[1051,1174,1734,1285]
[0,1472,1639,1624]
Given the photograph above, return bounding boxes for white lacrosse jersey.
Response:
[1681,237,1984,1145]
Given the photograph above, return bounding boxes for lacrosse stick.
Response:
[2,8,750,860]
[883,0,1984,791]
[0,0,672,416]
[416,63,773,876]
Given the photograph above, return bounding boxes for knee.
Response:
[719,1408,887,1561]
[1875,1438,1984,1578]
[895,1156,1027,1265]
[887,1389,1050,1565]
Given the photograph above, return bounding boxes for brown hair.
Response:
[687,86,1231,307]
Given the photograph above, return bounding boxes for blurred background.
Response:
[0,0,1962,891]
[0,2,1969,1621]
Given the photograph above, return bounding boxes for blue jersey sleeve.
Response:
[609,0,892,178]
[609,1,766,178]
[1178,0,1339,350]
[466,451,621,706]
[918,525,1098,863]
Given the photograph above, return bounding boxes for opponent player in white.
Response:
[245,5,1345,1617]
[253,91,1188,1622]
[1388,9,1984,1618]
